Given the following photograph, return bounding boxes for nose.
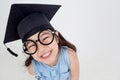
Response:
[36,41,46,53]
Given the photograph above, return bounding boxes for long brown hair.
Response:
[25,31,76,67]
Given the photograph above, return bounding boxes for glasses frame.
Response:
[23,29,56,55]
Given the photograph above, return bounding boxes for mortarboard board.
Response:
[3,4,61,57]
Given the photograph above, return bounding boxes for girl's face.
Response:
[26,30,59,66]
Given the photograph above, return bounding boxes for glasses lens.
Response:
[39,30,54,45]
[24,40,37,54]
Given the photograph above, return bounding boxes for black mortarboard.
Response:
[3,4,61,57]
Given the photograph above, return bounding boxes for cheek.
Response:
[51,37,59,47]
[50,40,59,53]
[31,54,43,62]
[31,54,38,60]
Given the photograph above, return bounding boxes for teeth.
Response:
[42,52,50,58]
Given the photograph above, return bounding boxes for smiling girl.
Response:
[4,4,79,80]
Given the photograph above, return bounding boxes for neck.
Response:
[46,53,59,67]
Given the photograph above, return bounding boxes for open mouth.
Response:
[40,50,52,59]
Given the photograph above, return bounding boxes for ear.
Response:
[55,30,59,36]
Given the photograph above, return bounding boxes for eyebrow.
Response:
[26,31,49,41]
[25,41,32,46]
[40,31,50,37]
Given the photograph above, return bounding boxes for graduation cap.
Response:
[3,4,61,57]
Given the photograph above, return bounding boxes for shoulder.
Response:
[61,46,77,61]
[67,48,77,62]
[27,63,35,75]
[67,48,80,79]
[67,47,79,69]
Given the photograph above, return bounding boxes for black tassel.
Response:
[4,44,18,57]
[7,48,18,57]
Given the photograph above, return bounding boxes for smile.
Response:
[40,50,52,59]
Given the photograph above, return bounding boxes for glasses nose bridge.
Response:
[35,39,39,43]
[35,39,41,46]
[35,39,45,50]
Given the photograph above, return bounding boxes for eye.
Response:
[42,36,49,41]
[28,44,36,49]
[26,42,36,50]
[40,34,50,41]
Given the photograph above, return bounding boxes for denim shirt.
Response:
[32,46,70,80]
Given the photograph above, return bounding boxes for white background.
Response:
[0,0,120,80]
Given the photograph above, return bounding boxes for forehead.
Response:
[28,32,39,40]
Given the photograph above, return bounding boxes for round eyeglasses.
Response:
[23,29,56,55]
